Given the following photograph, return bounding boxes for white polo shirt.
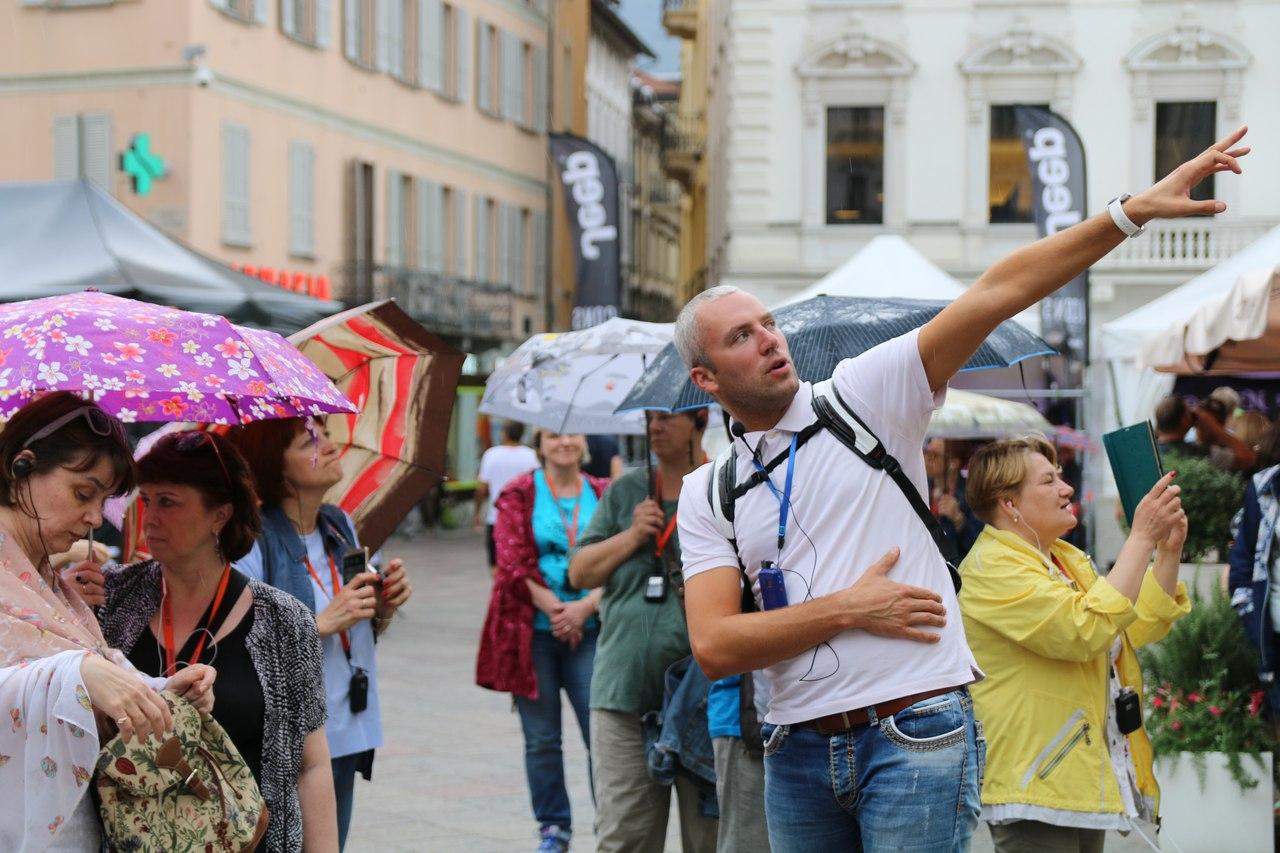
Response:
[678,329,982,725]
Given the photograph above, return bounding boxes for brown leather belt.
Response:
[795,685,962,735]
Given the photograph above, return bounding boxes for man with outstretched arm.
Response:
[674,128,1250,851]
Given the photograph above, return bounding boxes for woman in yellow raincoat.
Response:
[958,436,1190,852]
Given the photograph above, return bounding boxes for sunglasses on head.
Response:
[23,405,124,450]
[173,430,233,489]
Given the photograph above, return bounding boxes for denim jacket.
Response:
[257,503,360,615]
[1228,465,1280,684]
[641,655,718,815]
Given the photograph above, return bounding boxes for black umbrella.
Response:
[616,295,1055,413]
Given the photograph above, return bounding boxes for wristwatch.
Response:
[1107,193,1145,238]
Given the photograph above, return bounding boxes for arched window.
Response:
[795,23,915,229]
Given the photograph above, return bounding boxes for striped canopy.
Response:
[290,300,464,553]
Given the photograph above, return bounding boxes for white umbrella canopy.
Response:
[928,389,1052,440]
[480,317,672,435]
[1140,268,1280,375]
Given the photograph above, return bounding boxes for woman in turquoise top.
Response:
[478,430,608,853]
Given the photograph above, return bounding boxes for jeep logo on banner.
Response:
[550,133,621,330]
[1014,105,1089,383]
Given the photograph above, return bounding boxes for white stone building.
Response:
[704,0,1280,333]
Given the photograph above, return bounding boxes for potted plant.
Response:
[1160,450,1245,563]
[1140,586,1276,852]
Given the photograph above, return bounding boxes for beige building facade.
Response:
[0,0,568,354]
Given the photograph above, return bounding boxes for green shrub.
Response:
[1161,451,1245,563]
[1139,586,1275,790]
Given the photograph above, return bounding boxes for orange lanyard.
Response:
[545,474,584,549]
[161,563,232,677]
[653,471,678,558]
[303,553,352,656]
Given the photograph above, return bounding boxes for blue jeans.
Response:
[331,751,371,851]
[761,688,984,852]
[514,629,597,833]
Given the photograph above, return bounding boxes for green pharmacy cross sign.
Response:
[120,133,167,196]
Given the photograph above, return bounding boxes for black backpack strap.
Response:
[705,445,759,614]
[810,379,961,592]
[738,670,764,754]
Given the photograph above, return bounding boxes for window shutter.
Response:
[53,115,79,181]
[375,0,391,72]
[253,0,268,24]
[534,47,547,133]
[281,0,297,37]
[532,210,547,299]
[510,206,523,291]
[562,44,573,129]
[222,123,251,246]
[343,0,359,60]
[81,113,112,191]
[496,202,510,287]
[418,0,442,91]
[415,179,432,270]
[500,32,516,122]
[452,190,467,276]
[388,0,404,77]
[289,141,315,257]
[385,168,403,266]
[514,209,527,294]
[208,0,230,11]
[474,197,489,282]
[475,21,491,114]
[453,8,469,103]
[315,0,332,46]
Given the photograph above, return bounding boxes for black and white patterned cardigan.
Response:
[97,561,327,853]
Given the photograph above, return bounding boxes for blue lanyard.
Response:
[751,433,798,552]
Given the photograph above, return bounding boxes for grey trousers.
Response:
[590,708,718,853]
[988,820,1106,853]
[712,736,771,853]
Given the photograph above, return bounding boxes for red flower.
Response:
[1250,691,1266,718]
[1187,692,1203,704]
[147,328,177,346]
[1151,696,1165,709]
[1209,705,1222,717]
[114,757,136,775]
[159,396,188,417]
[1170,720,1183,732]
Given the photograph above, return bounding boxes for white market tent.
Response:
[1099,224,1280,429]
[775,234,1042,334]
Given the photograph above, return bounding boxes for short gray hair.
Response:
[674,285,742,369]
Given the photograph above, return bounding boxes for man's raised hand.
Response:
[1131,125,1250,222]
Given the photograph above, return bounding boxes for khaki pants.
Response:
[590,708,718,853]
[988,820,1106,853]
[712,736,770,853]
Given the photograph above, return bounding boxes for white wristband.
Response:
[1108,194,1145,238]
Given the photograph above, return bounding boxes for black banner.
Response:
[1015,106,1089,384]
[550,133,622,330]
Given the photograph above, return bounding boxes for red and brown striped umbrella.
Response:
[289,300,464,553]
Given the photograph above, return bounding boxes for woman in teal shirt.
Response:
[477,430,607,853]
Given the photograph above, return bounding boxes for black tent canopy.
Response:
[0,180,340,332]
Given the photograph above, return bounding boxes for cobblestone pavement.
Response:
[346,528,1150,853]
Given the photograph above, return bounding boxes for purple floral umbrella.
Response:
[0,291,355,422]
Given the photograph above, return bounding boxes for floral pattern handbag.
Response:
[94,690,269,852]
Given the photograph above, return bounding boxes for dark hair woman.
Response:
[96,430,338,853]
[227,417,412,852]
[0,392,214,851]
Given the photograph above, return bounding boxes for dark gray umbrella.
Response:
[616,294,1056,412]
[0,180,341,333]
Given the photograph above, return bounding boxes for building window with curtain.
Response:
[343,0,376,68]
[1156,101,1216,203]
[53,113,113,191]
[825,106,884,225]
[280,0,331,46]
[211,0,262,23]
[989,104,1046,224]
